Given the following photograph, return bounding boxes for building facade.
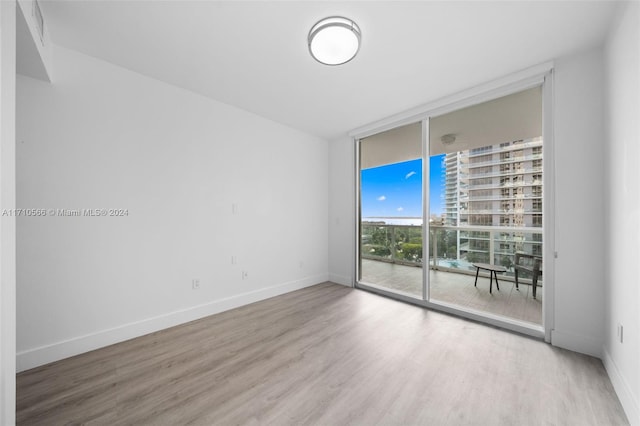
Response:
[442,137,543,266]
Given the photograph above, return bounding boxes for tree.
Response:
[401,243,422,263]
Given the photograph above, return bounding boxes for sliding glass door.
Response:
[357,84,545,332]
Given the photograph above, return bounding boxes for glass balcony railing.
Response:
[361,223,424,265]
[361,222,543,282]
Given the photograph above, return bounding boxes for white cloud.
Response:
[377,195,386,201]
[397,207,404,212]
[405,171,416,179]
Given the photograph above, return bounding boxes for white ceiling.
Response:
[40,1,620,140]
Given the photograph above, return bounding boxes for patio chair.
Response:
[514,252,542,299]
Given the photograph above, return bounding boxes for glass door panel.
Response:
[358,122,423,299]
[427,86,544,326]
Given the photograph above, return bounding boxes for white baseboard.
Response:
[17,274,328,372]
[550,329,602,358]
[603,348,640,426]
[328,273,353,287]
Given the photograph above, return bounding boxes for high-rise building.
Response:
[442,137,543,265]
[443,152,462,226]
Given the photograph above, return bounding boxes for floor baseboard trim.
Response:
[328,273,352,287]
[550,329,602,358]
[16,274,328,372]
[603,347,640,426]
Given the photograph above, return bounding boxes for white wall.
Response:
[603,2,640,425]
[328,136,355,287]
[328,48,610,357]
[16,45,329,371]
[0,1,17,423]
[551,47,606,357]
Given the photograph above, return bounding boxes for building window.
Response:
[470,214,493,226]
[470,154,492,165]
[470,189,492,198]
[471,166,493,176]
[533,159,542,169]
[532,174,542,184]
[532,215,542,227]
[533,199,542,212]
[470,202,492,212]
[500,215,510,226]
[471,146,491,155]
[501,188,510,197]
[472,177,492,186]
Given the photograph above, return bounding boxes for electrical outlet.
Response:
[242,270,248,280]
[192,279,200,290]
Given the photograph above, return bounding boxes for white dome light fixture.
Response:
[308,16,361,66]
[441,134,457,145]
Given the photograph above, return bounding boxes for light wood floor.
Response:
[17,283,628,425]
[362,259,543,324]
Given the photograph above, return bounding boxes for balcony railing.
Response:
[466,166,543,179]
[461,153,543,170]
[361,223,423,266]
[460,139,543,159]
[361,222,543,282]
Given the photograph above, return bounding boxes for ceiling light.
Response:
[308,16,361,66]
[441,134,457,145]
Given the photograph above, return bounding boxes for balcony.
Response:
[360,223,543,325]
[467,166,544,180]
[460,139,543,159]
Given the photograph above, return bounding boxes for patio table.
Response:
[472,263,507,294]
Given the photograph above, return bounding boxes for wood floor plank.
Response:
[17,282,628,425]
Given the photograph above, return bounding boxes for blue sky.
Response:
[361,154,444,218]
